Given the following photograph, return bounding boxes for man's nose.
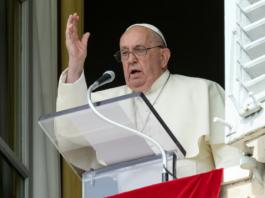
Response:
[127,52,138,63]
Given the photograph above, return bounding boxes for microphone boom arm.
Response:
[87,82,169,182]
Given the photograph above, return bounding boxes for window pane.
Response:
[0,152,24,198]
[0,0,22,159]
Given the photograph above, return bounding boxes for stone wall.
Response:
[219,136,265,197]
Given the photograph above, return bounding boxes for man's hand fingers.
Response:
[67,15,71,28]
[66,14,74,38]
[66,13,79,36]
[66,23,74,40]
[72,13,78,35]
[81,32,90,46]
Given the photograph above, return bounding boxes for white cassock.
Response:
[56,69,242,178]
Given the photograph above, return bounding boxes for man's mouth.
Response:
[130,69,142,75]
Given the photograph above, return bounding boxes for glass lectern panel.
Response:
[38,92,185,179]
[82,152,175,198]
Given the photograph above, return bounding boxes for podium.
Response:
[82,151,176,198]
[38,92,186,198]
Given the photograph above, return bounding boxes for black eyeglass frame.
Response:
[114,45,164,63]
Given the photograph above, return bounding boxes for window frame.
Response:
[0,137,29,179]
[0,0,31,197]
[21,0,31,197]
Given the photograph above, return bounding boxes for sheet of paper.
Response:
[68,102,156,165]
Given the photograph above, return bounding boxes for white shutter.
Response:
[224,0,265,184]
[225,0,265,149]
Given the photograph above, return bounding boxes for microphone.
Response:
[93,71,115,90]
[86,70,169,182]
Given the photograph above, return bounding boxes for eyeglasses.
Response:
[114,46,164,62]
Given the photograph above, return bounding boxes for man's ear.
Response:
[160,48,171,69]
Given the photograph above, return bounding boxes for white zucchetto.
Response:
[126,24,167,47]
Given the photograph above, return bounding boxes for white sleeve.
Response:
[55,68,106,169]
[56,68,88,111]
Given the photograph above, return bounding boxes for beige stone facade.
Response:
[219,136,265,198]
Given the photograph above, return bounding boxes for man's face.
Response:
[120,27,166,92]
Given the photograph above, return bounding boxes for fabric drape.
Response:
[60,1,84,198]
[32,0,60,197]
[107,169,223,198]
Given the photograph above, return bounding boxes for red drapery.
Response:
[107,168,223,198]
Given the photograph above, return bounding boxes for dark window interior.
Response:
[84,2,224,91]
[0,0,24,197]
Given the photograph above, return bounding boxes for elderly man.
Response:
[57,13,241,178]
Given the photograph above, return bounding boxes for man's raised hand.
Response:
[66,13,90,83]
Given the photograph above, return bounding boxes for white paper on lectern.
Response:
[67,102,157,165]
